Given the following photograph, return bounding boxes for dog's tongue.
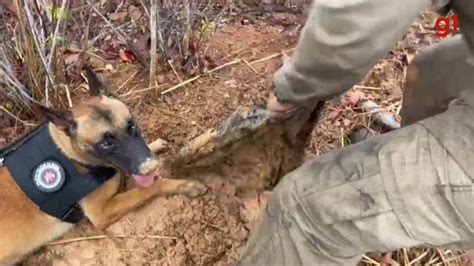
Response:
[132,174,155,187]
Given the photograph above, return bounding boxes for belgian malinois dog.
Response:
[0,69,207,265]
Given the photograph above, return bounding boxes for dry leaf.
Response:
[224,79,238,88]
[108,11,128,21]
[119,49,136,63]
[343,118,351,127]
[327,108,342,120]
[132,33,151,60]
[154,75,164,84]
[134,33,151,51]
[128,5,142,21]
[347,90,365,107]
[64,53,79,66]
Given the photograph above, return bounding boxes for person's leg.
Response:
[400,34,474,126]
[238,104,474,265]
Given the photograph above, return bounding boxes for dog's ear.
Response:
[38,105,77,136]
[84,67,109,96]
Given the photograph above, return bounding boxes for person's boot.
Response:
[350,127,373,144]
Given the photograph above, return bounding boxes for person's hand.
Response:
[266,91,298,118]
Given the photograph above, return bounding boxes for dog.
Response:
[0,69,207,265]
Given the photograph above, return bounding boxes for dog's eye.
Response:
[99,132,115,150]
[99,139,114,150]
[127,120,138,135]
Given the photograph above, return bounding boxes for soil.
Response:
[22,21,297,266]
[12,10,446,266]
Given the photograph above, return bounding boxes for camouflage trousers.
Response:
[238,104,474,265]
[237,19,474,266]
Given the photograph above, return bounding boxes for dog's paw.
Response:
[148,138,168,153]
[182,180,208,198]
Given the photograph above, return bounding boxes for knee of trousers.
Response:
[266,171,358,258]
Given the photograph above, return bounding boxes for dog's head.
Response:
[39,68,158,187]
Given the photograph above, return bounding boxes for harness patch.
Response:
[32,160,66,193]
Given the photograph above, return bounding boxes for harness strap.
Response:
[2,123,116,223]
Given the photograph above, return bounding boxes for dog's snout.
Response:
[138,157,159,175]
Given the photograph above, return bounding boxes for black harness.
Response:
[0,123,116,223]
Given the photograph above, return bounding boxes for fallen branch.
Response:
[248,47,296,65]
[46,234,178,246]
[120,83,168,97]
[116,70,139,94]
[168,60,184,87]
[0,106,36,126]
[161,58,241,95]
[243,58,258,74]
[149,0,158,88]
[161,47,296,95]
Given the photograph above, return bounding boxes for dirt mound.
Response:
[24,183,248,266]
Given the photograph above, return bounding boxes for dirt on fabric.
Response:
[16,10,450,266]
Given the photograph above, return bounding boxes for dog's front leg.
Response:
[80,175,207,230]
[148,138,168,153]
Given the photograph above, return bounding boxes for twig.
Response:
[90,22,132,45]
[207,58,242,74]
[139,0,150,18]
[161,75,201,95]
[120,83,168,97]
[436,248,447,264]
[46,234,178,246]
[199,219,226,232]
[90,3,148,68]
[64,85,73,108]
[46,0,68,95]
[408,251,428,265]
[158,109,189,120]
[116,70,139,94]
[76,6,93,75]
[0,106,36,126]
[402,248,409,265]
[353,85,382,91]
[149,0,158,88]
[361,255,380,265]
[23,4,56,104]
[89,4,127,42]
[340,127,344,147]
[248,47,296,65]
[242,58,258,74]
[168,60,184,85]
[161,47,296,95]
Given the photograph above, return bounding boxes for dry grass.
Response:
[153,0,224,73]
[1,0,70,117]
[0,0,223,117]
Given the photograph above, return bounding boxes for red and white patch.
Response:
[32,160,65,192]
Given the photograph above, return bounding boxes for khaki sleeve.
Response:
[273,0,430,104]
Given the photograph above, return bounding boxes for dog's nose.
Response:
[139,157,159,175]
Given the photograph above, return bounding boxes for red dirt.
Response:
[23,22,291,266]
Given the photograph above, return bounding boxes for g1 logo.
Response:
[435,13,459,38]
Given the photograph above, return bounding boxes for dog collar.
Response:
[0,123,116,224]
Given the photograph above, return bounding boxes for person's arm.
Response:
[273,0,430,105]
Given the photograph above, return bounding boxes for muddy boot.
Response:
[350,127,373,144]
